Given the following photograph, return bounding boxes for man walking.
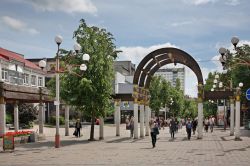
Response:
[186,118,192,140]
[75,119,82,137]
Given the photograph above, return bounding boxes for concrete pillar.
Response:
[133,102,139,139]
[197,102,203,139]
[149,107,151,120]
[145,105,149,136]
[140,104,145,138]
[235,97,241,140]
[65,105,69,136]
[14,103,19,132]
[230,98,235,136]
[39,103,44,134]
[99,117,104,140]
[0,97,6,136]
[43,103,46,123]
[115,100,120,136]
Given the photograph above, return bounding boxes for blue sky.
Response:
[0,0,250,96]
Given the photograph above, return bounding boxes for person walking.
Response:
[129,116,134,138]
[170,118,176,139]
[209,116,215,133]
[186,118,192,140]
[192,118,198,135]
[149,119,158,148]
[75,119,82,138]
[204,117,209,132]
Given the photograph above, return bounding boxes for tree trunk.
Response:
[89,111,95,141]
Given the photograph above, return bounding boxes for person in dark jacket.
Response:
[192,118,198,135]
[186,118,192,140]
[75,119,82,137]
[170,118,176,139]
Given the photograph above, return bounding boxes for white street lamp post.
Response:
[55,35,63,148]
[235,82,243,140]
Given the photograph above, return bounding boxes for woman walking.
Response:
[149,119,158,148]
[129,116,134,138]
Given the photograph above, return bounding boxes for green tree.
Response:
[48,19,119,141]
[149,76,163,116]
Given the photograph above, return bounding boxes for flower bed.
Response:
[4,131,33,137]
[1,131,33,144]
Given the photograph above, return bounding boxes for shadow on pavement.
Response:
[106,137,132,143]
[15,139,91,150]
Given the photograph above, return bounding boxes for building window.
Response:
[38,77,43,87]
[31,75,36,86]
[2,68,8,81]
[24,74,29,85]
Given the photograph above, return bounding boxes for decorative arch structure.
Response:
[133,47,204,88]
[132,47,204,139]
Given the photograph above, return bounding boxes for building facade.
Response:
[0,48,45,88]
[154,68,185,91]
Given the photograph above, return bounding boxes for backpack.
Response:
[186,123,192,129]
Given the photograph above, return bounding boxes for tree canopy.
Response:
[48,19,119,140]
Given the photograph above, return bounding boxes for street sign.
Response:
[246,88,250,101]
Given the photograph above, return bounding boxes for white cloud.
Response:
[118,43,178,64]
[226,0,240,6]
[170,20,194,27]
[183,0,218,5]
[1,16,39,35]
[23,0,97,14]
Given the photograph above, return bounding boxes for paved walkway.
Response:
[1,125,250,166]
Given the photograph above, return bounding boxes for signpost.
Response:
[3,135,14,151]
[246,88,250,101]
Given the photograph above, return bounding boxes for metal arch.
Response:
[133,47,204,88]
[139,53,171,87]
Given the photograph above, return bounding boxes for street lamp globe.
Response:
[239,82,243,88]
[74,43,81,53]
[213,84,216,88]
[211,88,214,92]
[38,59,46,69]
[215,74,219,79]
[82,53,90,61]
[231,36,239,47]
[55,35,63,45]
[80,64,87,71]
[219,82,223,88]
[213,79,218,84]
[219,47,227,56]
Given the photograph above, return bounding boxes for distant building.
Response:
[154,68,185,91]
[114,61,135,76]
[0,48,45,87]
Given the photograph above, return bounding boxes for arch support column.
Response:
[65,105,69,136]
[14,103,19,132]
[39,102,44,135]
[145,105,150,136]
[235,88,241,140]
[0,96,6,136]
[140,103,145,138]
[115,99,121,136]
[133,100,139,139]
[230,97,235,136]
[197,84,203,139]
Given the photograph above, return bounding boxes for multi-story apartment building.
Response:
[0,48,45,87]
[154,68,185,92]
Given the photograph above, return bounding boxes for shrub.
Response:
[6,113,13,124]
[49,116,65,125]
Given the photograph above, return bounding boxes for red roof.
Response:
[0,47,41,70]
